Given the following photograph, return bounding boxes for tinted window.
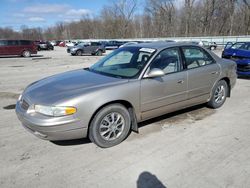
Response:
[7,40,19,46]
[0,40,7,46]
[91,42,101,46]
[149,48,181,74]
[182,47,214,69]
[20,40,31,45]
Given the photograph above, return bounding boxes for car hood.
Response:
[23,69,128,105]
[225,49,250,58]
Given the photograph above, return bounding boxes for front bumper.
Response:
[15,100,88,141]
[236,60,250,76]
[237,71,250,76]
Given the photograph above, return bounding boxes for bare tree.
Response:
[1,0,250,40]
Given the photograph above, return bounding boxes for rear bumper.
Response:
[15,100,88,141]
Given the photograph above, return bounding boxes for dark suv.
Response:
[0,40,37,57]
[68,42,106,56]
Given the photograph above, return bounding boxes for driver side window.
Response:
[149,48,181,74]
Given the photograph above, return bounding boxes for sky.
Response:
[0,0,114,30]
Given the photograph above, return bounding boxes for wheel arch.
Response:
[87,100,138,136]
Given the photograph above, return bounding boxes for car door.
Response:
[90,42,99,53]
[181,46,220,101]
[6,40,19,55]
[140,47,188,120]
[82,43,92,54]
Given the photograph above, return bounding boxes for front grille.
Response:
[21,99,29,110]
[237,64,250,72]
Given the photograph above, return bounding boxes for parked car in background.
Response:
[16,42,236,148]
[209,42,217,50]
[193,41,217,50]
[222,42,250,76]
[50,41,57,46]
[36,41,54,51]
[104,40,126,50]
[58,41,66,47]
[68,42,105,56]
[65,41,77,47]
[0,39,37,57]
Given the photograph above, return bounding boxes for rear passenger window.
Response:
[20,40,31,45]
[182,47,214,69]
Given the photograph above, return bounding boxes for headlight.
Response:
[34,105,76,117]
[18,94,22,101]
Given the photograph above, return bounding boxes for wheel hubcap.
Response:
[214,85,225,104]
[99,112,125,141]
[24,51,30,56]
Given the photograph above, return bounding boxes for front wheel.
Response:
[89,104,131,148]
[208,80,228,109]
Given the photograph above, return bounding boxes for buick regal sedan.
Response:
[16,42,237,148]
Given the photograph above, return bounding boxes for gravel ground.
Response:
[0,47,250,188]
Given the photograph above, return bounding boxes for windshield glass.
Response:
[89,47,156,78]
[231,42,248,50]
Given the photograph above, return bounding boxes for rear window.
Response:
[20,40,32,45]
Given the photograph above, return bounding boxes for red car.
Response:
[0,40,37,57]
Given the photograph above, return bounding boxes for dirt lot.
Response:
[0,47,250,188]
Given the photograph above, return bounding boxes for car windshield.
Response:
[231,42,249,50]
[89,47,156,78]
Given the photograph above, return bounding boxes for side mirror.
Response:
[144,68,165,78]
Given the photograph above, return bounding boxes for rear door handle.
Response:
[177,80,184,84]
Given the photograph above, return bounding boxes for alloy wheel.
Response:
[99,112,125,141]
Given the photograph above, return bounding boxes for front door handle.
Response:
[177,80,184,84]
[210,71,219,75]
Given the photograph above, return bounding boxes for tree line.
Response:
[0,0,249,41]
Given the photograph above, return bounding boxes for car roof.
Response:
[128,41,199,50]
[235,42,250,44]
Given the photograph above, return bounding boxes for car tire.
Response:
[89,104,131,148]
[95,50,102,56]
[22,50,31,58]
[207,80,228,109]
[76,50,82,56]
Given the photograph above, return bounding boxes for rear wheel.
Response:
[76,50,82,56]
[208,80,228,109]
[22,50,31,57]
[89,104,131,148]
[95,50,102,56]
